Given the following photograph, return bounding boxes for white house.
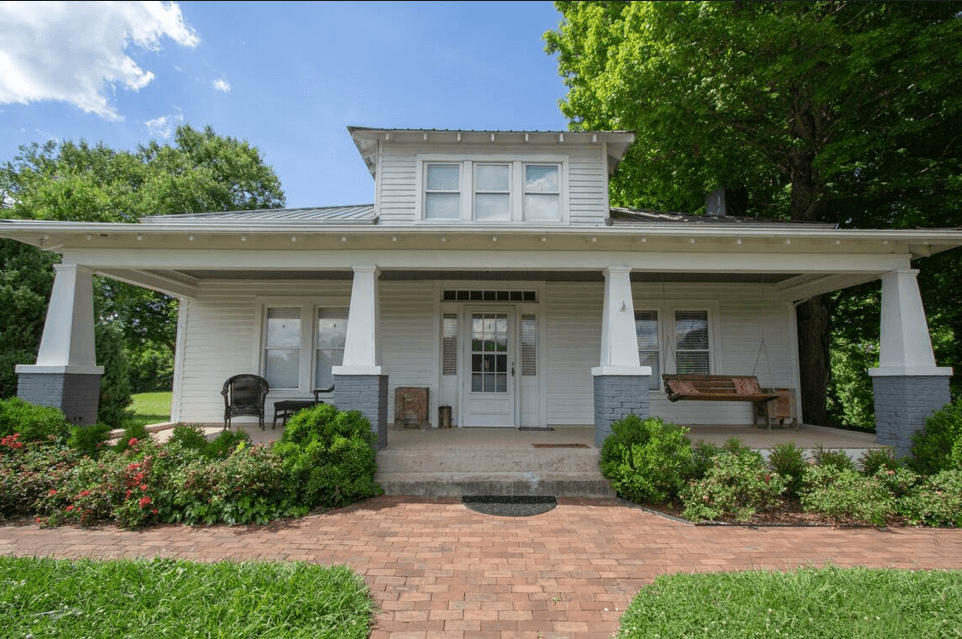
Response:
[3,127,960,455]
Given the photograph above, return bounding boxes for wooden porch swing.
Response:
[659,294,795,430]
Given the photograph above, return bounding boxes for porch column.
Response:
[591,266,651,447]
[332,264,390,449]
[868,269,952,457]
[16,263,104,425]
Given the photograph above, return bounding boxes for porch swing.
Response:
[659,288,787,430]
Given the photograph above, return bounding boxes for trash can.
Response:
[438,405,452,429]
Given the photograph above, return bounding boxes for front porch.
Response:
[156,421,884,497]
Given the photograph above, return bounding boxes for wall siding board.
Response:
[174,279,799,429]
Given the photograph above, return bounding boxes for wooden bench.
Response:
[271,385,334,430]
[662,374,781,430]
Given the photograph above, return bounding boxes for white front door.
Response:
[462,309,515,427]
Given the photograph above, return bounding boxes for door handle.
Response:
[511,364,515,377]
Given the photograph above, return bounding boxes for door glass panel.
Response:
[471,313,509,394]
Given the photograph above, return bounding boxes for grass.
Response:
[617,566,962,638]
[126,391,172,428]
[0,556,376,638]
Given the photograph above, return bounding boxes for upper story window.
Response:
[420,157,565,223]
[425,164,461,219]
[524,165,559,220]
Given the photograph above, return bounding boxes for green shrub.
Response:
[721,437,754,457]
[768,442,808,498]
[275,404,381,509]
[811,446,857,472]
[860,448,901,475]
[0,441,76,520]
[801,465,894,526]
[0,397,70,443]
[689,440,722,480]
[600,415,693,505]
[113,422,153,453]
[681,450,786,523]
[95,322,133,427]
[909,397,962,475]
[898,469,962,527]
[166,424,209,453]
[67,423,113,458]
[206,429,251,459]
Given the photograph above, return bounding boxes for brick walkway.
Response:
[2,496,962,639]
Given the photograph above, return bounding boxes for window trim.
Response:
[416,154,568,223]
[255,297,350,395]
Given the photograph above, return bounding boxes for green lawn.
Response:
[618,566,962,638]
[127,391,172,427]
[0,556,375,639]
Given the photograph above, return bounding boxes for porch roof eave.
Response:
[3,218,962,261]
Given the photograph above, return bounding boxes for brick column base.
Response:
[17,371,102,426]
[334,374,389,450]
[871,375,952,458]
[593,375,650,448]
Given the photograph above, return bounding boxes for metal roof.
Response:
[138,204,376,225]
[608,208,838,229]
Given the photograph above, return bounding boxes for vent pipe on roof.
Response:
[706,187,748,218]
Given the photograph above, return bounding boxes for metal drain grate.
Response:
[462,495,558,517]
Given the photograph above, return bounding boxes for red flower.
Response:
[66,505,74,512]
[79,491,90,497]
[48,489,57,496]
[139,496,152,508]
[128,438,138,447]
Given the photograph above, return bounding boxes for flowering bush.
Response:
[681,450,786,523]
[800,465,894,526]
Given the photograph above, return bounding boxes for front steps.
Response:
[374,428,615,498]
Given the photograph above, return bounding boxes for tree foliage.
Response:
[547,1,962,422]
[0,125,286,413]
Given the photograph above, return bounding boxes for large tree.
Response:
[0,124,285,418]
[546,1,962,424]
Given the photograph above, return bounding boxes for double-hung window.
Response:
[523,165,559,220]
[635,306,714,390]
[420,158,564,222]
[425,164,461,220]
[261,303,348,392]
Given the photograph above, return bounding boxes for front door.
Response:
[462,309,515,427]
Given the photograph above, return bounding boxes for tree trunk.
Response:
[796,294,832,425]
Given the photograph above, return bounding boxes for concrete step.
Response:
[376,447,601,474]
[375,471,616,498]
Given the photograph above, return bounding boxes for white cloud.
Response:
[145,113,184,139]
[0,1,199,120]
[212,78,231,93]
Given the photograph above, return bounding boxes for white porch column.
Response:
[332,265,390,448]
[591,266,651,447]
[16,263,104,425]
[868,269,952,456]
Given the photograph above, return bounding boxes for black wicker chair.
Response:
[221,374,270,430]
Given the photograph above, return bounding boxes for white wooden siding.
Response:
[379,281,437,426]
[174,279,799,428]
[375,143,609,226]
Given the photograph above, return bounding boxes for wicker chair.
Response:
[221,374,270,430]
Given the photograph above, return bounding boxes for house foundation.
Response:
[592,374,650,447]
[870,374,952,458]
[16,368,102,426]
[334,374,389,449]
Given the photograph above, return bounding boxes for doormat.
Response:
[462,495,557,517]
[531,443,589,449]
[519,426,554,431]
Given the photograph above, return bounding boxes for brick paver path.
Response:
[3,496,962,639]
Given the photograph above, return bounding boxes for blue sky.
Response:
[0,1,571,209]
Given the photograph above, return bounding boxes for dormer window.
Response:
[425,163,461,220]
[419,156,567,223]
[524,165,559,221]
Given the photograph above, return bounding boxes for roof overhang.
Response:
[3,219,960,302]
[347,127,636,178]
